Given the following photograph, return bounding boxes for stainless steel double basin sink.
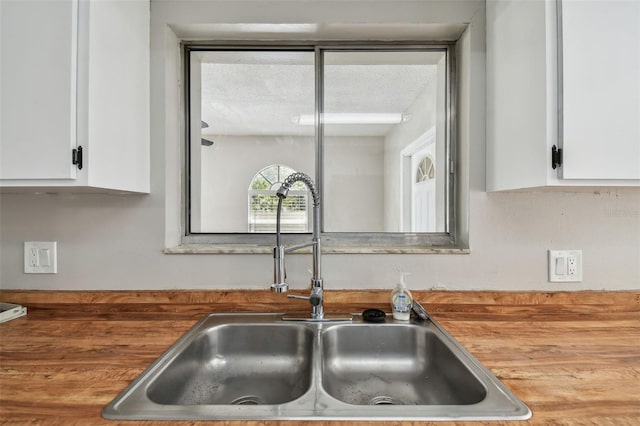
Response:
[103,314,531,421]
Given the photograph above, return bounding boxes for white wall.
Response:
[1,0,638,291]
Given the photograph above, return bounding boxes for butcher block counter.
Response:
[0,290,638,425]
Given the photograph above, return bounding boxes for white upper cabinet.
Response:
[0,0,150,193]
[1,0,79,181]
[486,0,640,191]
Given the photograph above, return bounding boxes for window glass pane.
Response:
[322,50,447,233]
[190,50,315,233]
[261,167,279,186]
[251,175,269,190]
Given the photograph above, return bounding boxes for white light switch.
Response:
[24,242,57,274]
[555,257,566,275]
[38,249,51,267]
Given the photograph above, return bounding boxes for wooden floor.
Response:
[1,290,639,425]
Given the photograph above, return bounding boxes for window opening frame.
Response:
[183,41,457,249]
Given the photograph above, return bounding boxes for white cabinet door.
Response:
[486,0,556,191]
[487,0,639,190]
[560,0,640,180]
[0,0,78,180]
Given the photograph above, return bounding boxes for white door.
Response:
[1,0,78,180]
[401,128,436,232]
[412,155,436,232]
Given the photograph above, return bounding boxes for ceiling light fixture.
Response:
[292,113,412,125]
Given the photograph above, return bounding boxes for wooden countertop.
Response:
[1,290,639,425]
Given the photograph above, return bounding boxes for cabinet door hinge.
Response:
[72,146,83,170]
[551,145,563,169]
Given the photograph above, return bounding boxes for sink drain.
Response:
[369,396,404,406]
[230,396,262,405]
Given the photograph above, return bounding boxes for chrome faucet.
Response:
[271,172,325,319]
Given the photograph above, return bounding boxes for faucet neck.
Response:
[273,172,324,319]
[276,172,322,283]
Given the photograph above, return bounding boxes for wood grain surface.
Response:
[1,290,639,425]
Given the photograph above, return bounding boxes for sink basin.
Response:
[103,313,531,421]
[321,324,486,406]
[147,323,313,405]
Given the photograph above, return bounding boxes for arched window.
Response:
[416,156,435,182]
[248,165,309,233]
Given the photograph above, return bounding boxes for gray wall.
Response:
[1,0,638,291]
[197,135,316,233]
[195,135,385,233]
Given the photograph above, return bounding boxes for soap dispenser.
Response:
[391,273,413,321]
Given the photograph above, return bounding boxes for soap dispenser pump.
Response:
[391,273,413,321]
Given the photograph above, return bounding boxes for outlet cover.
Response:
[548,250,582,282]
[24,241,57,274]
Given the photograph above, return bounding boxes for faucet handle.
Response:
[287,294,321,306]
[308,292,322,306]
[287,288,322,306]
[287,294,309,301]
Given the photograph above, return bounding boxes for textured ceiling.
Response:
[199,51,439,137]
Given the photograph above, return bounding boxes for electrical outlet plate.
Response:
[548,250,582,282]
[24,241,57,274]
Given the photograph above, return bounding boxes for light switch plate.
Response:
[548,250,582,282]
[24,241,57,274]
